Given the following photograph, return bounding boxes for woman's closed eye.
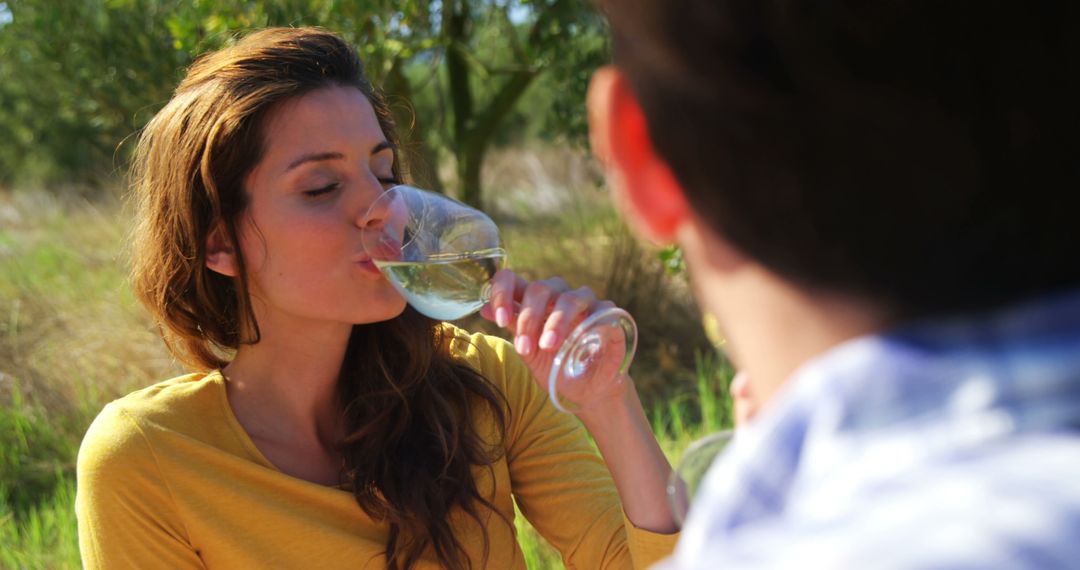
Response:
[303,182,340,198]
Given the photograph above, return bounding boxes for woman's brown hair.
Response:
[129,27,507,570]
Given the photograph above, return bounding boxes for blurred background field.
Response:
[0,1,732,567]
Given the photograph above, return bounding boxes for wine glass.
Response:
[361,185,637,413]
[666,429,733,527]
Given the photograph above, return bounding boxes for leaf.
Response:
[658,245,687,276]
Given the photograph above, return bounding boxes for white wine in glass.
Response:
[362,184,506,321]
[375,249,506,321]
[361,185,637,412]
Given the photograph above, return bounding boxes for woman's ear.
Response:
[205,222,239,277]
[587,66,689,243]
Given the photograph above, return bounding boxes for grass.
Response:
[0,153,731,568]
[0,189,178,569]
[0,478,79,570]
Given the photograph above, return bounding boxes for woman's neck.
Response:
[223,318,353,451]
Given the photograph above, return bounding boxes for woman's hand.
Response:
[479,268,631,413]
[480,268,677,533]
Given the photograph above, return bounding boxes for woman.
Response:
[76,27,676,569]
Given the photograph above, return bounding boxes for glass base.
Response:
[548,307,637,413]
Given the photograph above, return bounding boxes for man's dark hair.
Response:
[599,1,1080,317]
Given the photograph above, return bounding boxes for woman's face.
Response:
[234,85,407,330]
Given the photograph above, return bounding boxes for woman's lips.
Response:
[356,257,383,276]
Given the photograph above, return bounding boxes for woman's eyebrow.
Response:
[284,141,393,173]
[372,140,394,155]
[285,152,344,172]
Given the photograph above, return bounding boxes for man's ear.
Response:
[205,222,239,277]
[587,66,688,242]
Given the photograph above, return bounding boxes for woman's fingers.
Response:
[514,277,568,355]
[482,271,620,363]
[485,268,525,329]
[539,291,607,350]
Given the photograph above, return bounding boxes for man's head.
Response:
[590,1,1080,320]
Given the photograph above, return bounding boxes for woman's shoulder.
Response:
[103,371,225,424]
[75,374,230,555]
[79,372,228,460]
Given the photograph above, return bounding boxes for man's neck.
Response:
[680,222,889,414]
[720,270,889,411]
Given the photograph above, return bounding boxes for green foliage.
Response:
[0,0,605,207]
[658,245,687,277]
[0,0,184,188]
[522,9,609,146]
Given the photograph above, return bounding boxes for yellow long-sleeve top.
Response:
[76,327,677,569]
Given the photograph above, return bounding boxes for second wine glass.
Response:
[360,185,637,413]
[667,429,734,528]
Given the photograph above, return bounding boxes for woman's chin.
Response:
[357,292,409,324]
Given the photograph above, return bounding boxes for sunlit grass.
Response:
[0,478,80,570]
[0,189,180,569]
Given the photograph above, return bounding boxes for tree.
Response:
[0,0,606,206]
[0,0,184,188]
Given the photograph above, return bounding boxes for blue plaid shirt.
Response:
[659,290,1080,569]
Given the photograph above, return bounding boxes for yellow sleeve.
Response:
[625,513,681,569]
[76,402,205,569]
[468,333,678,569]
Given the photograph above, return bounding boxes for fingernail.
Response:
[515,335,532,356]
[496,307,509,328]
[539,330,558,350]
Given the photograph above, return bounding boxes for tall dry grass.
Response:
[0,191,180,488]
[0,189,183,568]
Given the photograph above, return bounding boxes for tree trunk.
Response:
[442,0,563,207]
[457,69,538,208]
[383,59,445,193]
[444,1,472,150]
[459,140,486,208]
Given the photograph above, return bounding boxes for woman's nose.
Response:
[358,185,408,260]
[357,190,385,230]
[355,175,389,225]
